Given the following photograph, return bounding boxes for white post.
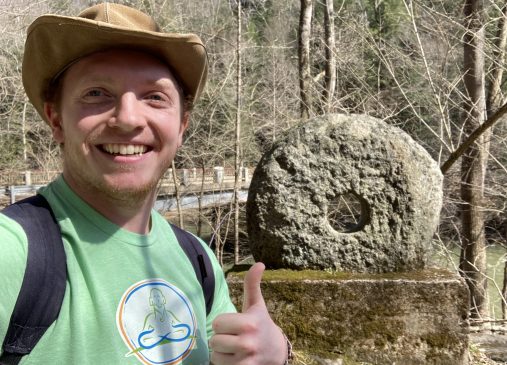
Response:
[213,167,224,184]
[241,167,249,182]
[9,186,15,204]
[181,169,189,186]
[24,171,32,186]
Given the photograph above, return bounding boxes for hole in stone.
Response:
[327,192,369,233]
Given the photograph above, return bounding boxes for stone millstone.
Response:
[246,114,443,272]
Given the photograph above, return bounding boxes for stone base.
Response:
[227,268,469,365]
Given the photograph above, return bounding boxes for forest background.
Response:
[1,0,507,324]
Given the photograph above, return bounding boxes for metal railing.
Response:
[1,167,254,203]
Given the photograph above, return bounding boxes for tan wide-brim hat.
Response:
[22,2,208,124]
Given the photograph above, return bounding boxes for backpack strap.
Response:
[0,195,214,364]
[0,195,67,365]
[170,223,215,316]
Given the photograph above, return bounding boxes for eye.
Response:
[145,92,173,108]
[79,87,114,106]
[146,93,165,101]
[85,89,104,97]
[81,88,111,103]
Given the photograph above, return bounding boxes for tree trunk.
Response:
[214,210,223,266]
[460,0,489,320]
[298,0,313,120]
[486,5,507,320]
[487,3,507,116]
[197,164,205,237]
[233,0,242,265]
[21,102,27,165]
[503,258,507,320]
[323,0,336,113]
[171,161,184,229]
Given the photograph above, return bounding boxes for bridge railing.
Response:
[162,167,248,185]
[1,167,253,190]
[0,170,61,186]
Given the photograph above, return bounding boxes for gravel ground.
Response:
[470,330,507,364]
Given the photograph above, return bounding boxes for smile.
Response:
[101,143,149,156]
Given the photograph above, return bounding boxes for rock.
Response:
[470,331,507,363]
[246,114,443,272]
[227,269,470,365]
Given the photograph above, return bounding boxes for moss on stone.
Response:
[361,318,406,347]
[422,332,460,349]
[293,350,376,365]
[227,267,458,282]
[226,267,469,364]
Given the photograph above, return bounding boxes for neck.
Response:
[92,193,155,234]
[63,174,157,235]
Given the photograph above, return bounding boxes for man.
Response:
[0,3,289,364]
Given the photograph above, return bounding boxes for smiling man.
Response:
[45,49,186,233]
[0,3,290,365]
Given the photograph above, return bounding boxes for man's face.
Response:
[44,49,188,204]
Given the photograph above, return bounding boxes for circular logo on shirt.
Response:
[116,279,197,364]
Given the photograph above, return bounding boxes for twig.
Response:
[441,101,507,174]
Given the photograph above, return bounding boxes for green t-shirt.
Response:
[0,176,236,364]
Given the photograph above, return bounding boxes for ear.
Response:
[177,111,190,148]
[44,102,64,143]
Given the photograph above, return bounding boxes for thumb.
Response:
[242,262,266,313]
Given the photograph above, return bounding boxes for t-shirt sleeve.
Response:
[0,213,29,351]
[201,245,237,340]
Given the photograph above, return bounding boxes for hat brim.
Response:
[23,15,207,123]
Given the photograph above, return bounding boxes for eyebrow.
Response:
[149,78,183,94]
[83,75,180,90]
[79,75,116,86]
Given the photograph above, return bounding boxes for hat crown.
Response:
[23,2,207,124]
[78,2,160,32]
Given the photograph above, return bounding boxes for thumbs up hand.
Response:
[209,262,288,365]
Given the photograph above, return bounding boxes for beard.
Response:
[62,144,171,209]
[97,168,161,206]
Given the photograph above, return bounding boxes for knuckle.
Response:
[208,336,217,349]
[240,320,258,334]
[211,316,223,332]
[238,338,258,356]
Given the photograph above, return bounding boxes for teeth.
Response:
[103,144,147,155]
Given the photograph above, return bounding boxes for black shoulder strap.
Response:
[0,196,214,364]
[170,223,215,316]
[0,195,67,365]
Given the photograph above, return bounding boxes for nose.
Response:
[107,92,145,131]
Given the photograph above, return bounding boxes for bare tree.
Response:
[485,2,507,321]
[486,3,507,117]
[298,0,313,120]
[323,0,336,113]
[171,161,184,228]
[233,0,242,265]
[460,0,489,319]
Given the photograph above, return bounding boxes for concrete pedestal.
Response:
[227,268,469,365]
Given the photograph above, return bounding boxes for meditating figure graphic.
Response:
[137,288,191,350]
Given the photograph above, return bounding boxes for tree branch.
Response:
[441,101,507,174]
